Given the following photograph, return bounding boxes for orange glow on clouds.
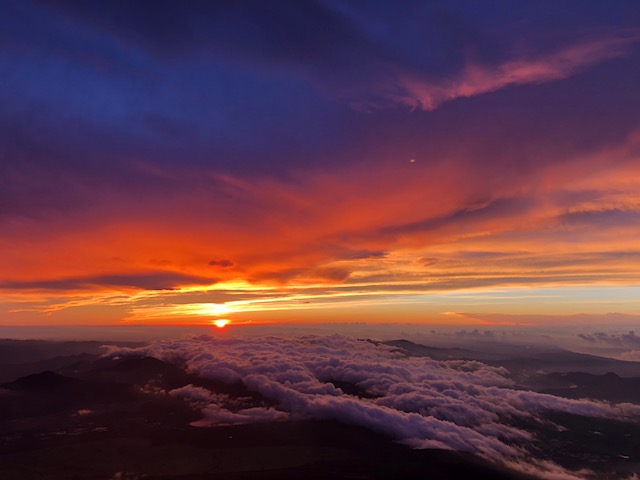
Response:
[2,45,640,326]
[3,139,640,326]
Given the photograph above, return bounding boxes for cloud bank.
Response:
[578,330,640,348]
[110,335,640,479]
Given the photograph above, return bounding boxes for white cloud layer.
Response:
[109,335,639,479]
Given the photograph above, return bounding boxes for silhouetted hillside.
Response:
[532,371,640,403]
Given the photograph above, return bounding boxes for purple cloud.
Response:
[0,272,217,291]
[208,259,235,268]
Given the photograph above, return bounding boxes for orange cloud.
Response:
[2,127,640,325]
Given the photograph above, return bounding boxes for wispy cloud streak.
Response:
[385,33,640,110]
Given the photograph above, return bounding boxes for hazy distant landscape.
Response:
[2,332,639,479]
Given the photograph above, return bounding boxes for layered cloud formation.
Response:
[2,1,640,324]
[111,335,640,479]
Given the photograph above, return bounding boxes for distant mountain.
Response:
[6,370,83,391]
[385,339,640,377]
[384,339,482,360]
[0,339,142,364]
[0,339,143,383]
[0,353,99,384]
[0,370,135,417]
[531,371,640,403]
[495,349,640,377]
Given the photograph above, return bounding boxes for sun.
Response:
[212,319,230,328]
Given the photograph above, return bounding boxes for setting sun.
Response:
[212,319,230,328]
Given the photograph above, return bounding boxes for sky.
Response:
[2,0,640,328]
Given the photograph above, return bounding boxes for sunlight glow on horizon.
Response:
[212,319,230,328]
[98,283,640,327]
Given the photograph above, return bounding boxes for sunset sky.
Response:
[2,0,640,327]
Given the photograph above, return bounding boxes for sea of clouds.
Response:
[109,334,640,479]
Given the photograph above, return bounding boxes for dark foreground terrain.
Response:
[2,417,527,480]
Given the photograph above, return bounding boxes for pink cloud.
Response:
[385,33,640,110]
